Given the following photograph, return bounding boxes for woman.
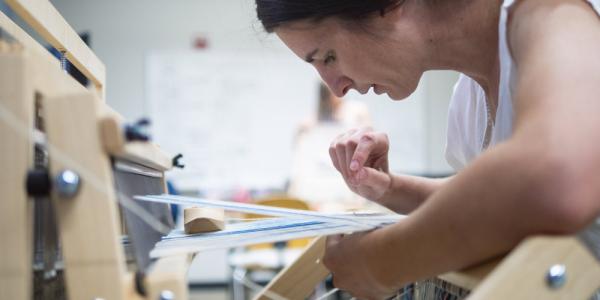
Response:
[256,0,600,299]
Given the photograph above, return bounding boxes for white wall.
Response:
[46,0,457,175]
[50,0,287,120]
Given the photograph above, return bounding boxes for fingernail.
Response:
[350,160,359,171]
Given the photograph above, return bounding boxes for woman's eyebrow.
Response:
[305,48,319,63]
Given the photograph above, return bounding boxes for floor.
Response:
[189,288,229,300]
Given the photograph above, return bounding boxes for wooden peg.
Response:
[184,206,225,234]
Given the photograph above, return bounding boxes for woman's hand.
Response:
[329,127,392,203]
[323,232,397,300]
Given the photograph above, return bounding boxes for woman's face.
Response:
[275,10,429,100]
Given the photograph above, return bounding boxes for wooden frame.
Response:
[0,1,187,299]
[5,0,106,97]
[0,11,92,298]
[467,236,600,299]
[0,33,35,300]
[253,237,329,300]
[44,92,127,299]
[254,235,600,299]
[99,110,172,172]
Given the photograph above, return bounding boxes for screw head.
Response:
[546,264,567,289]
[159,290,175,300]
[55,170,81,198]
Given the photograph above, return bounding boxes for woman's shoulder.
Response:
[506,0,600,55]
[505,0,600,81]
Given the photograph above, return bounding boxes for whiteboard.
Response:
[145,50,319,191]
[145,50,428,192]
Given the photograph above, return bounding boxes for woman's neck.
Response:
[425,0,502,103]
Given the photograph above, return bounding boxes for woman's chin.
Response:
[375,86,405,100]
[387,91,409,101]
[388,83,420,101]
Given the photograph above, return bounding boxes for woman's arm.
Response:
[377,174,449,214]
[323,1,600,298]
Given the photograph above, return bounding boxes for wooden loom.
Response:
[254,235,600,299]
[0,0,189,299]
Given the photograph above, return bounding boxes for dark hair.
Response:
[256,0,404,32]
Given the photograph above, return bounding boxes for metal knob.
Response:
[159,290,175,300]
[546,264,567,289]
[55,170,81,198]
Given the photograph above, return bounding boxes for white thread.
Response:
[315,288,339,300]
[226,217,277,222]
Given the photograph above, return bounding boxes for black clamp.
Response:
[172,153,185,169]
[26,168,52,197]
[124,118,151,142]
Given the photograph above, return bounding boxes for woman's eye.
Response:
[324,52,336,65]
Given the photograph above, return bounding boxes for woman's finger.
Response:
[335,134,350,181]
[329,142,341,172]
[350,132,379,172]
[345,136,358,181]
[329,132,347,173]
[344,129,360,176]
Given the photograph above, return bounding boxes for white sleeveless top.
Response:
[445,0,600,171]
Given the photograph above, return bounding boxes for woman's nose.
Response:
[316,67,353,97]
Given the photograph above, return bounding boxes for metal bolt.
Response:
[55,170,81,198]
[546,264,567,289]
[159,290,175,300]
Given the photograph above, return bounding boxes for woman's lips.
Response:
[373,84,384,95]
